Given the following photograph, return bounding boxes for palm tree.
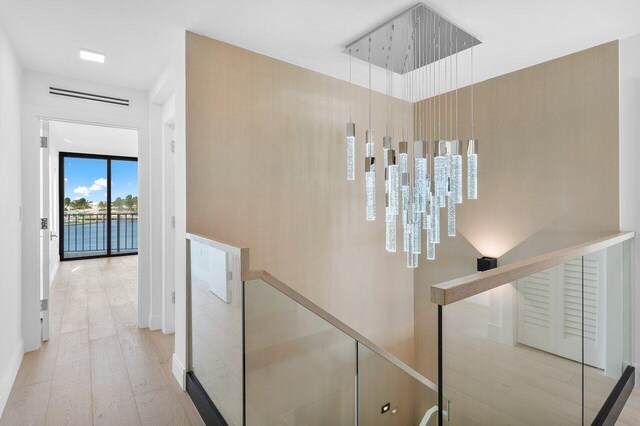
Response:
[113,197,124,211]
[71,198,91,210]
[124,194,134,211]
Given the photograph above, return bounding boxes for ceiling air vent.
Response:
[49,87,130,107]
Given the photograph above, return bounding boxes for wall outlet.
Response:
[381,403,390,414]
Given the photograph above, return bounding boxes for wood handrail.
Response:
[185,232,437,392]
[431,231,635,306]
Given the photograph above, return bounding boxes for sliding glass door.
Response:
[59,153,138,260]
[110,159,139,255]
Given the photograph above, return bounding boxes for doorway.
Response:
[59,152,138,260]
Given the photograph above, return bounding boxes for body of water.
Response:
[63,217,138,255]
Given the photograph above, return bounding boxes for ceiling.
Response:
[49,120,138,158]
[1,0,640,92]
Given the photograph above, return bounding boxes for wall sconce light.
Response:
[477,256,497,272]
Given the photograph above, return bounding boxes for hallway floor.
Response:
[0,256,202,426]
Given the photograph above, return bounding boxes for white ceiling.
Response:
[49,120,138,158]
[1,0,640,91]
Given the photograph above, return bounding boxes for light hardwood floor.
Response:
[444,300,640,425]
[0,256,203,426]
[618,387,640,425]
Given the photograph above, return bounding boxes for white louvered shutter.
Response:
[516,253,604,368]
[516,268,555,353]
[556,255,604,368]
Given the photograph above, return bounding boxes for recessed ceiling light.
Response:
[80,49,105,63]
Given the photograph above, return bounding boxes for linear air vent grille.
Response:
[49,87,130,107]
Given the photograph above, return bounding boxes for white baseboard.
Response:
[148,314,162,331]
[49,257,59,286]
[632,363,640,385]
[172,353,186,390]
[0,338,24,416]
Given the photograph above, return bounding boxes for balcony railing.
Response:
[63,212,138,258]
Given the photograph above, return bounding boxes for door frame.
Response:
[40,120,50,342]
[59,151,138,261]
[23,102,147,352]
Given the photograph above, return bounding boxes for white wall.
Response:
[147,38,186,386]
[619,33,640,376]
[149,48,180,336]
[174,39,187,387]
[0,24,23,415]
[22,71,149,351]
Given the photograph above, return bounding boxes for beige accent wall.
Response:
[414,41,620,382]
[185,32,416,363]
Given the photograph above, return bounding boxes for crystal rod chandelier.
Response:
[344,3,481,268]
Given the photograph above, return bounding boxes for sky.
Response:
[64,157,138,202]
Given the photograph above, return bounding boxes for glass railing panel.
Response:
[189,240,243,425]
[244,278,356,425]
[358,342,438,425]
[583,240,632,423]
[441,256,585,425]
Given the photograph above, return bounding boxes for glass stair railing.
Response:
[186,231,635,425]
[186,233,438,426]
[432,232,635,426]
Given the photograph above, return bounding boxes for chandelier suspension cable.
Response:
[389,25,395,138]
[438,17,441,140]
[407,25,416,139]
[426,11,430,144]
[369,37,372,131]
[412,13,417,166]
[455,28,459,142]
[365,35,376,221]
[404,20,409,141]
[417,13,422,140]
[414,21,418,141]
[426,12,430,140]
[444,23,448,142]
[471,39,474,141]
[402,22,408,142]
[450,22,454,142]
[385,27,390,138]
[432,10,436,144]
[418,12,423,141]
[349,48,352,122]
[400,35,408,140]
[418,14,427,140]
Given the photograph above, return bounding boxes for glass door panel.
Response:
[110,159,138,254]
[61,156,108,259]
[60,154,138,260]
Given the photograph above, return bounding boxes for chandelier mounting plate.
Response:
[344,3,480,75]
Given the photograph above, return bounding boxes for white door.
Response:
[516,252,605,368]
[39,119,50,342]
